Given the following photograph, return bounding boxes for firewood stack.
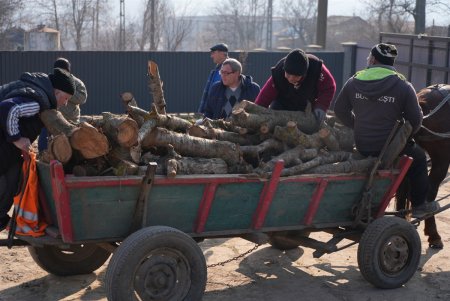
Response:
[39,61,375,178]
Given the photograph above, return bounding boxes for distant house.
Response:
[326,16,377,50]
[0,27,25,50]
[24,25,60,51]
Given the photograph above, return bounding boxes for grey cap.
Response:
[210,43,228,52]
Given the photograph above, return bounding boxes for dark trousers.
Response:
[38,128,48,152]
[360,141,429,207]
[0,162,21,219]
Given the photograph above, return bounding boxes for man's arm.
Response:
[333,82,355,128]
[69,76,87,105]
[313,64,336,112]
[255,77,277,108]
[402,82,423,134]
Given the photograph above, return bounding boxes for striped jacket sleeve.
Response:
[0,97,40,141]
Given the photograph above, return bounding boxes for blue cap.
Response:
[210,43,228,52]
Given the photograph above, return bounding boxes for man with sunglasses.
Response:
[255,48,336,125]
[204,58,260,119]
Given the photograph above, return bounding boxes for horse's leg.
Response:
[424,151,449,249]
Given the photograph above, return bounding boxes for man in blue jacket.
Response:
[0,68,75,231]
[198,43,229,113]
[204,58,260,120]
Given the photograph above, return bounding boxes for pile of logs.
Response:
[39,61,376,178]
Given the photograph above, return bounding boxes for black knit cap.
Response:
[54,57,71,72]
[49,68,75,95]
[371,43,398,66]
[283,49,309,76]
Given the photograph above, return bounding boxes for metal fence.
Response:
[0,51,344,115]
[343,33,450,91]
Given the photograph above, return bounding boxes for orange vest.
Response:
[13,152,47,237]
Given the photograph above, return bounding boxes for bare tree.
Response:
[278,0,317,48]
[162,5,193,51]
[209,0,267,51]
[137,0,168,51]
[0,0,24,49]
[363,0,450,34]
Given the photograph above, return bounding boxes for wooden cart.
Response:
[1,156,422,300]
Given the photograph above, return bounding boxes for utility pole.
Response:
[119,0,125,50]
[316,0,328,49]
[414,0,426,34]
[150,0,156,50]
[266,0,273,50]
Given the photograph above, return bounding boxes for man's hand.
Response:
[12,137,31,152]
[314,108,326,124]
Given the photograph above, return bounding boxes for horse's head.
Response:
[417,84,450,115]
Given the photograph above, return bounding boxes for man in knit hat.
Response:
[0,68,75,231]
[255,48,336,125]
[38,57,87,151]
[334,43,439,218]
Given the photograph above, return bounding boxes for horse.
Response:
[396,84,450,249]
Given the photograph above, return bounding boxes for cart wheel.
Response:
[105,226,206,301]
[268,230,310,251]
[357,217,421,288]
[28,244,111,276]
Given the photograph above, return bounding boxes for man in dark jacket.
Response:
[334,43,439,218]
[197,43,229,114]
[0,68,75,231]
[204,58,260,120]
[255,48,336,124]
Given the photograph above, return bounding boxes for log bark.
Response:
[166,157,228,178]
[273,122,323,148]
[307,157,376,174]
[121,92,138,107]
[148,60,166,114]
[230,100,318,134]
[69,122,109,159]
[258,146,320,173]
[240,138,286,166]
[40,109,77,136]
[188,125,261,145]
[141,127,241,165]
[280,151,351,176]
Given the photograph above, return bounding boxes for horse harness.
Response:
[420,84,450,139]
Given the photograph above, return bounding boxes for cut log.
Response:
[141,127,241,165]
[230,100,318,134]
[48,134,72,164]
[148,60,166,114]
[40,109,77,136]
[307,157,376,174]
[70,122,109,159]
[121,92,138,107]
[279,151,352,176]
[273,122,323,148]
[188,125,261,145]
[240,138,286,166]
[166,157,228,178]
[258,146,320,173]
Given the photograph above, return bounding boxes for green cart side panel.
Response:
[145,185,204,232]
[312,178,392,224]
[204,182,264,231]
[69,185,139,240]
[37,163,58,225]
[264,181,317,227]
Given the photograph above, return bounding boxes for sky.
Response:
[120,0,448,26]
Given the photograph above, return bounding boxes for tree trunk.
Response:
[280,151,351,176]
[40,109,77,136]
[141,127,241,165]
[273,122,323,148]
[148,60,166,114]
[307,157,376,174]
[47,134,72,164]
[188,125,261,145]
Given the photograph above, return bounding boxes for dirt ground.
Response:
[1,176,449,301]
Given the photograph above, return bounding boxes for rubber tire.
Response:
[105,226,207,301]
[268,230,310,251]
[28,244,111,276]
[357,217,421,289]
